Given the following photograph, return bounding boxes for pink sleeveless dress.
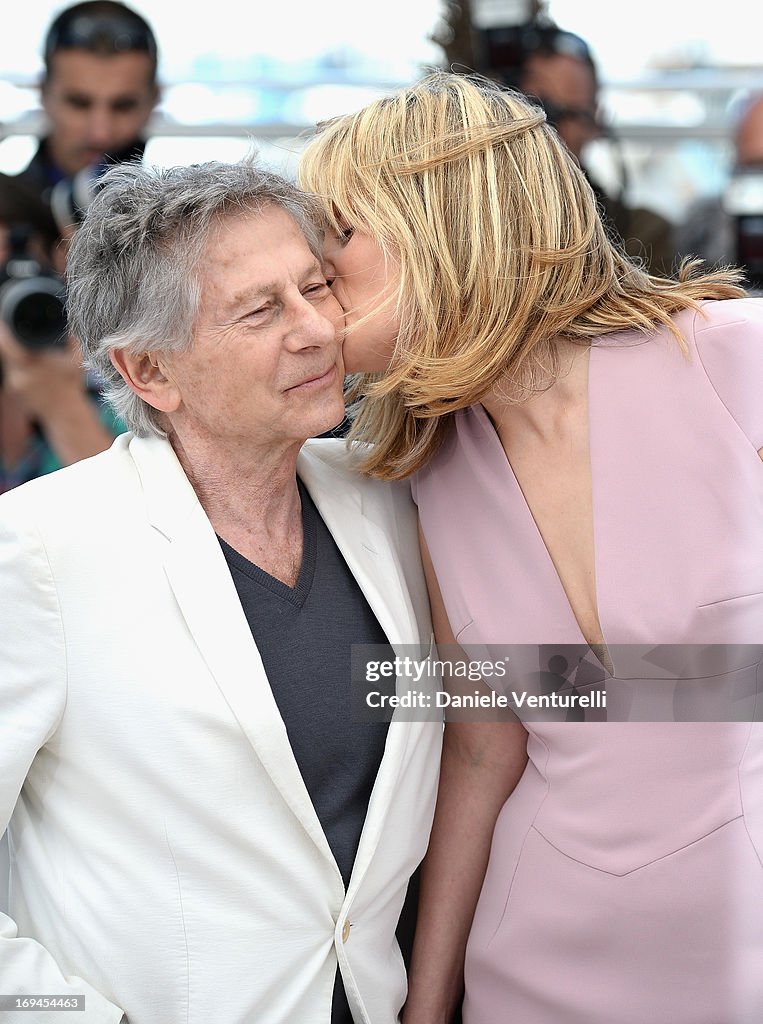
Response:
[411,299,763,1024]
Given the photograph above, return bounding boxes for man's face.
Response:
[519,52,599,161]
[157,206,346,452]
[42,49,157,175]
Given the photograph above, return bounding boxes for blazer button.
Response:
[341,919,351,943]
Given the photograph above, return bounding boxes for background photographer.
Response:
[16,0,159,212]
[437,1,678,276]
[0,0,160,492]
[0,174,118,492]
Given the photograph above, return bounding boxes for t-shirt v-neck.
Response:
[217,478,316,608]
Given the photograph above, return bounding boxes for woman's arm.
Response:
[403,528,528,1024]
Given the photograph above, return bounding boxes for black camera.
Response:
[0,225,67,351]
[470,1,594,89]
[0,172,69,350]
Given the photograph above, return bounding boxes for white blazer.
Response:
[0,433,442,1024]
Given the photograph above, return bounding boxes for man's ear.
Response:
[110,348,181,414]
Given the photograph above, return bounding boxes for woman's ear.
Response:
[110,348,181,414]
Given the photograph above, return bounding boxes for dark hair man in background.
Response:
[17,0,159,206]
[0,1,160,492]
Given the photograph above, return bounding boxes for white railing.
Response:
[3,66,763,221]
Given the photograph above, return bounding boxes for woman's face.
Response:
[321,224,401,374]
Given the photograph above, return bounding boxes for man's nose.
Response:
[85,108,120,148]
[287,296,338,350]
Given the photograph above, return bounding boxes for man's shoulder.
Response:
[300,439,430,633]
[299,437,419,547]
[0,433,135,525]
[301,436,364,471]
[10,140,56,198]
[300,437,412,503]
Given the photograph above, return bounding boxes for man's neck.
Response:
[168,429,306,571]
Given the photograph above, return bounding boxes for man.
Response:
[18,0,159,206]
[0,160,441,1023]
[0,1,160,490]
[476,19,678,276]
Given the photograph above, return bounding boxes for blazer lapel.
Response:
[297,444,431,887]
[128,435,340,872]
[296,445,422,652]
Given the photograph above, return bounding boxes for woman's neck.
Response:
[481,337,590,442]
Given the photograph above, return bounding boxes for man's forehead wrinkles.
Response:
[207,257,324,317]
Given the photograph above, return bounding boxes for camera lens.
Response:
[0,276,67,350]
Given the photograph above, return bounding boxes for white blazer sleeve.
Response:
[0,496,125,1023]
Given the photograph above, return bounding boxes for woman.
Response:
[298,71,763,1024]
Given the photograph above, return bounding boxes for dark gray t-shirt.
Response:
[218,480,406,1023]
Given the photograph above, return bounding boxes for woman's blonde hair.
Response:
[299,70,745,480]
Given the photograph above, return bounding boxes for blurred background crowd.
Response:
[2,0,763,493]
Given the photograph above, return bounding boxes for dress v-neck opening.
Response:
[472,352,613,674]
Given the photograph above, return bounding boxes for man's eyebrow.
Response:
[62,90,143,103]
[297,258,324,282]
[109,94,143,104]
[225,259,325,316]
[225,286,274,316]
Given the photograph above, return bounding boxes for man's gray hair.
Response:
[66,158,325,437]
